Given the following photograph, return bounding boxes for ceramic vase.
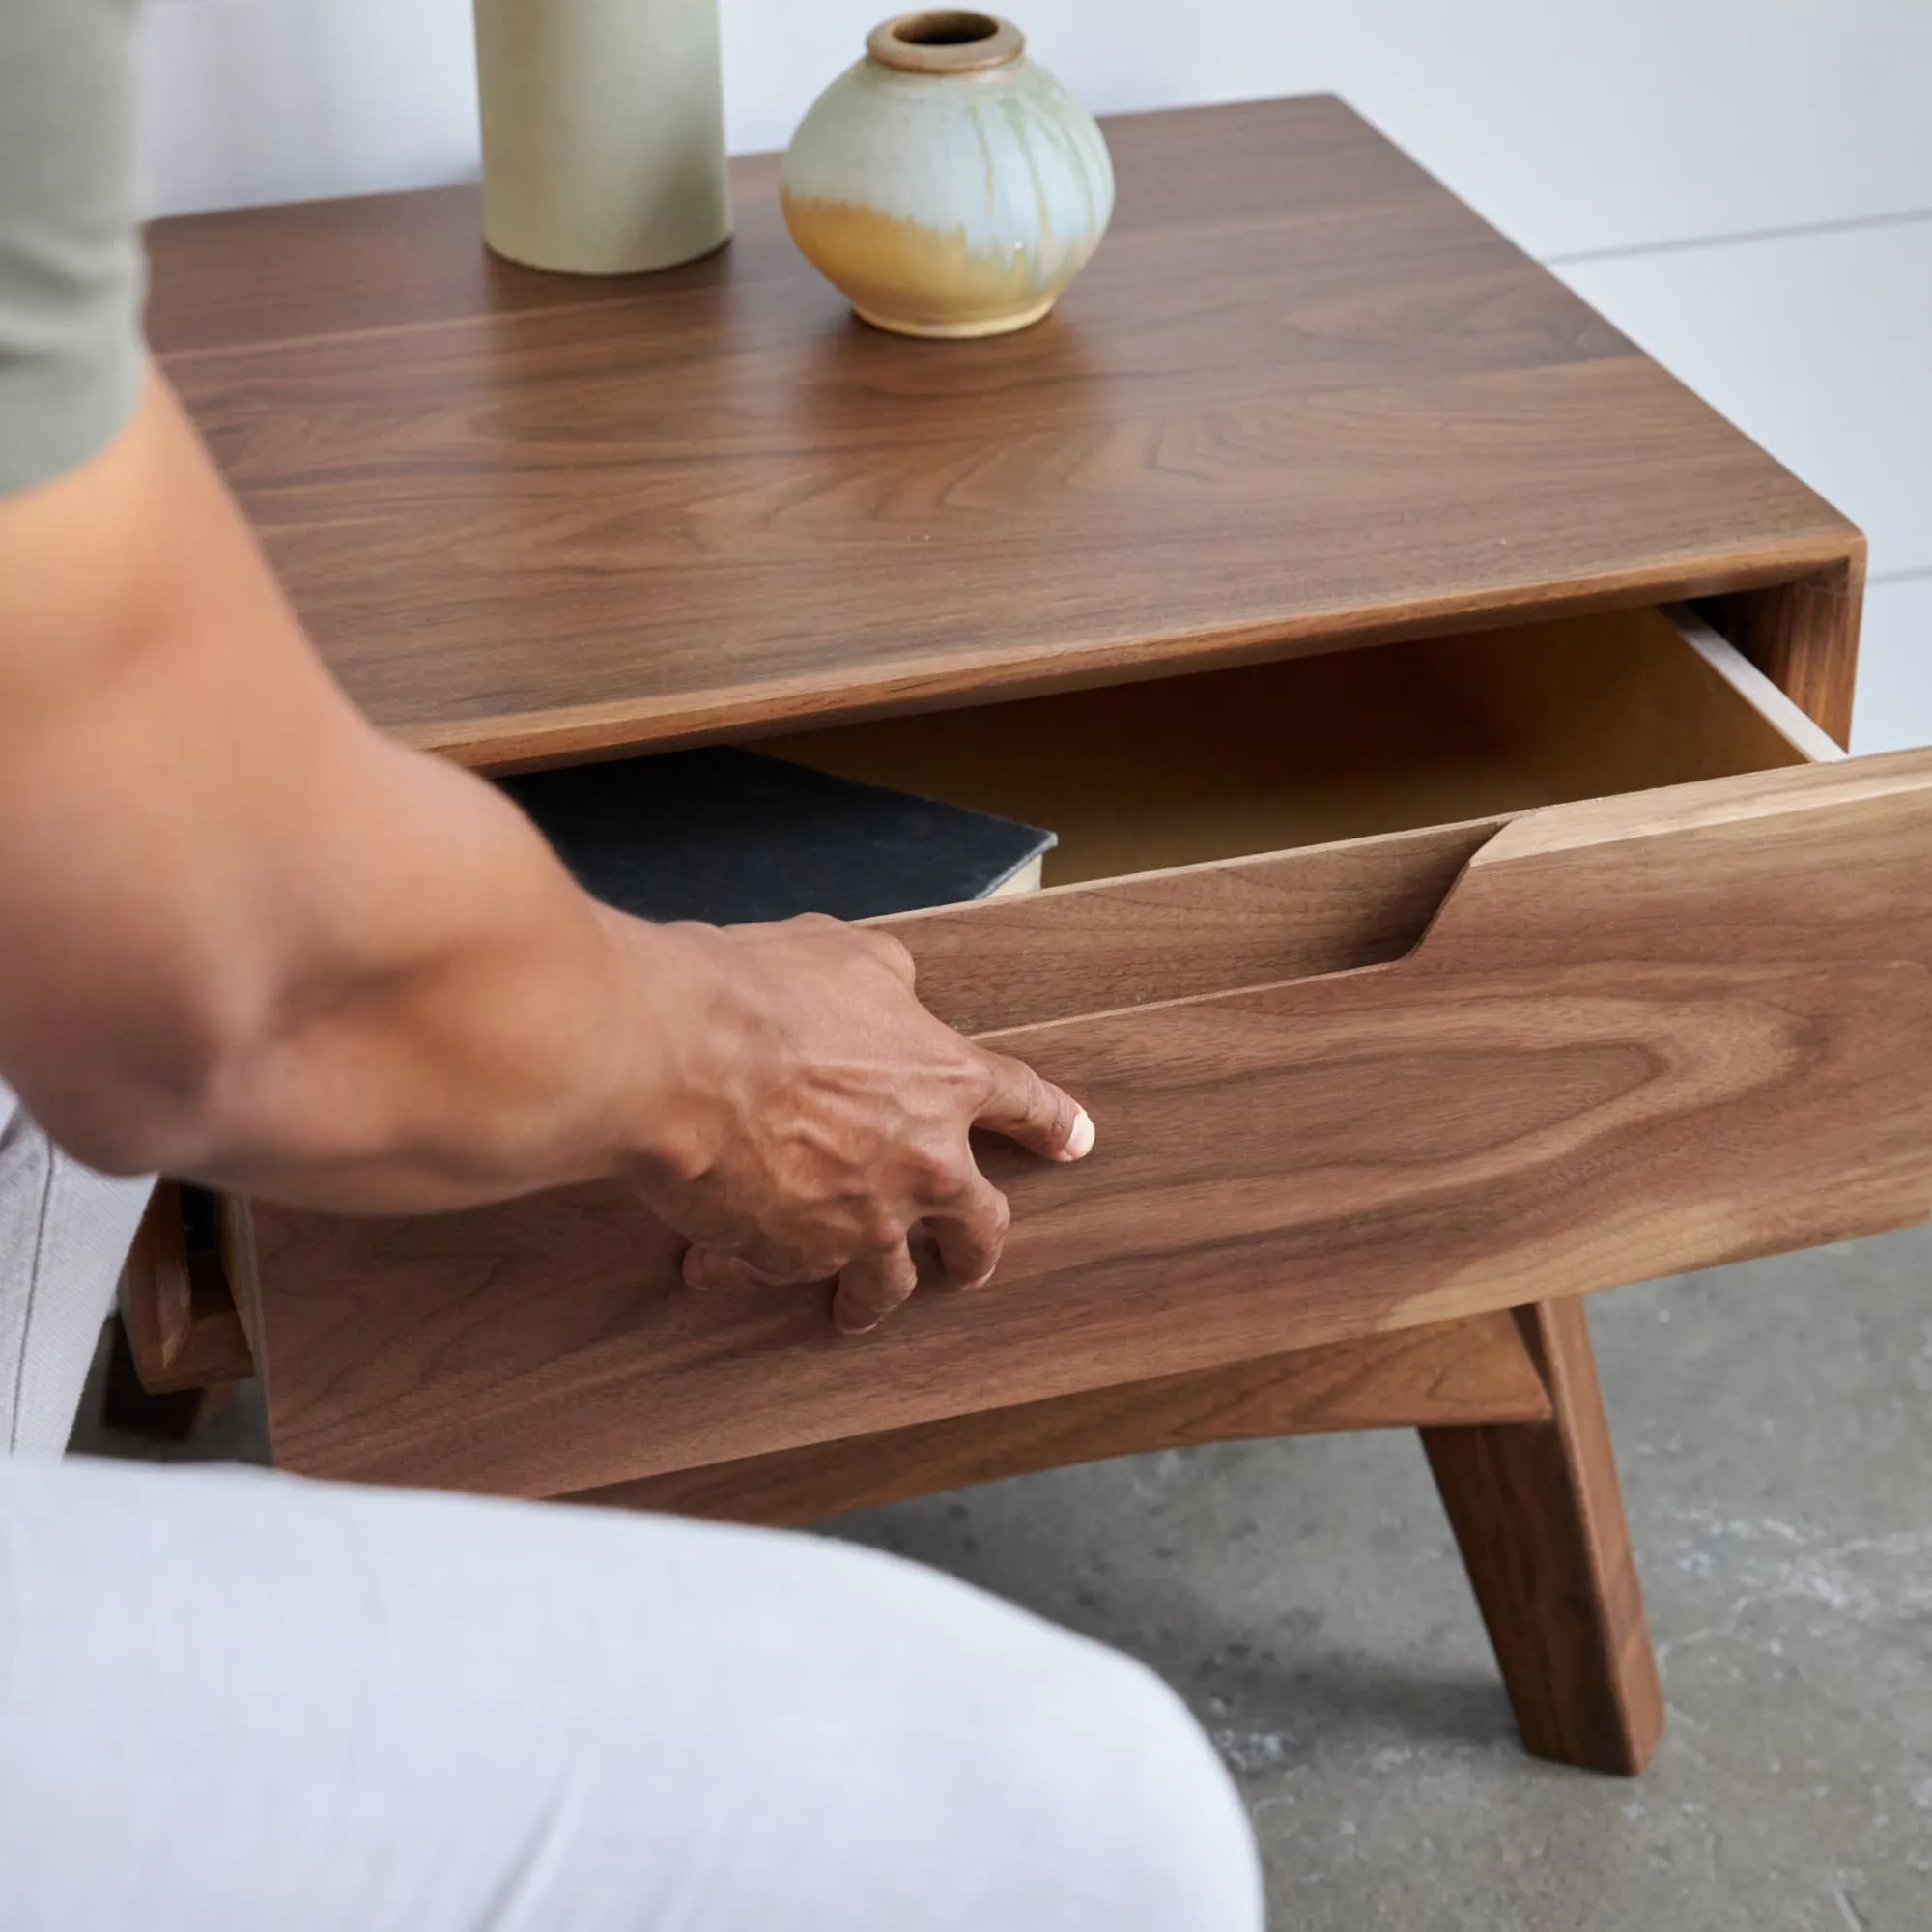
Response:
[473,0,732,276]
[781,11,1114,338]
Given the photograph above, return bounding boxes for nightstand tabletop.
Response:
[146,96,1858,770]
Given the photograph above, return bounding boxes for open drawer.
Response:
[232,605,1932,1497]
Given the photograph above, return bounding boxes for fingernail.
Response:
[1063,1107,1095,1160]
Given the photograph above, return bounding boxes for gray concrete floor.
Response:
[79,1229,1932,1929]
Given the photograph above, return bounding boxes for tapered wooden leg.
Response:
[99,1314,240,1443]
[1421,1297,1663,1775]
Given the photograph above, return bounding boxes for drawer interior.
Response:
[755,606,1833,890]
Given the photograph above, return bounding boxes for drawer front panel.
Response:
[251,749,1932,1496]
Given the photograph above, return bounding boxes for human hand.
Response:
[621,912,1094,1333]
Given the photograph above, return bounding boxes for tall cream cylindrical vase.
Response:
[473,0,732,275]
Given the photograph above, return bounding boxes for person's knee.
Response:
[769,1541,1264,1928]
[574,1522,1263,1929]
[1014,1638,1263,1932]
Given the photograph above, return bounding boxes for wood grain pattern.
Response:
[251,748,1932,1495]
[763,604,1811,901]
[1714,554,1867,747]
[146,98,1860,770]
[893,819,1500,1037]
[831,602,1817,1032]
[119,1182,255,1396]
[764,641,1559,891]
[568,1311,1553,1525]
[1423,1299,1663,1775]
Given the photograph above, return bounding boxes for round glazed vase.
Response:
[781,11,1115,338]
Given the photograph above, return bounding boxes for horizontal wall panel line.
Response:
[1545,205,1932,270]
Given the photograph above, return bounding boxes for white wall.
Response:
[138,0,1932,745]
[139,0,1932,249]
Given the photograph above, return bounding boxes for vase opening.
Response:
[899,10,1000,43]
[867,11,1025,74]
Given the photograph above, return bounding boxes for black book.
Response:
[497,746,1055,926]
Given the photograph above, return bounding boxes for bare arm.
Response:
[0,370,1089,1327]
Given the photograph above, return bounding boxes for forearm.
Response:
[0,368,696,1210]
[0,14,1087,1321]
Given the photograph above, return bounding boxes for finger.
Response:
[857,927,917,990]
[682,1246,793,1293]
[973,1048,1095,1163]
[924,1175,1011,1290]
[833,1242,920,1335]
